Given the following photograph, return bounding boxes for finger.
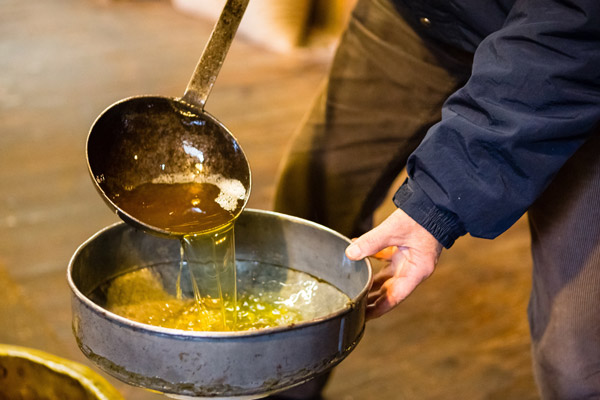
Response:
[366,279,404,319]
[367,269,427,319]
[373,246,397,261]
[367,283,387,303]
[370,267,395,291]
[373,248,412,286]
[369,253,406,298]
[345,225,395,260]
[366,294,396,320]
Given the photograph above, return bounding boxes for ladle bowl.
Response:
[87,95,251,237]
[87,0,251,238]
[68,209,371,399]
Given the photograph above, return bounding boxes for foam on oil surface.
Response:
[151,173,247,212]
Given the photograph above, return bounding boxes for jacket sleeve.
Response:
[393,0,600,248]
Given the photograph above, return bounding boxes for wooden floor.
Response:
[0,0,539,398]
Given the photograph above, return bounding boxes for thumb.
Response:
[345,225,391,260]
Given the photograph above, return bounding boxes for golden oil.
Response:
[97,263,349,332]
[102,267,304,331]
[110,181,237,234]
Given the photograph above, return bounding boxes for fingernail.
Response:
[346,243,361,259]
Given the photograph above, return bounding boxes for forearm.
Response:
[397,0,600,245]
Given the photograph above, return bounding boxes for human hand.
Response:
[345,209,443,319]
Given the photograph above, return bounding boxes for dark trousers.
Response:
[274,0,600,398]
[528,130,600,399]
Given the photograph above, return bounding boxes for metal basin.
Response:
[68,209,371,399]
[0,344,124,400]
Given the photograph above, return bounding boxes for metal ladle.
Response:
[87,0,251,238]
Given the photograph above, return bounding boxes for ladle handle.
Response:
[182,0,250,109]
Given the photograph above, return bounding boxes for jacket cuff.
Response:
[393,179,466,248]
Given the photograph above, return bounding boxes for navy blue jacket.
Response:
[391,0,600,247]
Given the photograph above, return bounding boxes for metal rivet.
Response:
[419,17,431,27]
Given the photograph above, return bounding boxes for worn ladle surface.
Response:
[87,0,251,238]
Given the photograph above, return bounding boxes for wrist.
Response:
[393,178,465,248]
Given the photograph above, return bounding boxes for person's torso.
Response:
[392,0,515,52]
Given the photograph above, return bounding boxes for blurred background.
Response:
[0,0,539,398]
